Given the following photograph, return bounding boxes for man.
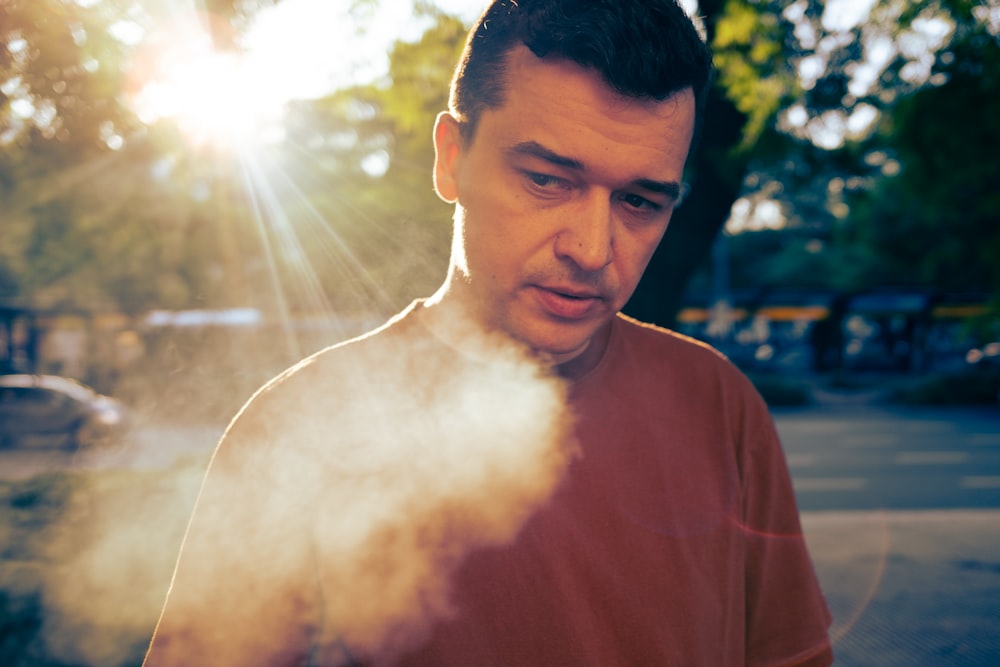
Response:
[145,1,833,665]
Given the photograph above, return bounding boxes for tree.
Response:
[0,0,284,313]
[635,0,1000,324]
[0,0,136,154]
[845,9,1000,298]
[261,12,466,318]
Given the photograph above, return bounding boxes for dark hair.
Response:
[449,0,714,142]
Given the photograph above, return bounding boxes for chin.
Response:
[500,305,607,356]
[517,328,592,360]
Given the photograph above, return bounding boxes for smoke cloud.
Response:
[26,458,210,667]
[119,308,582,665]
[301,322,578,663]
[7,309,579,666]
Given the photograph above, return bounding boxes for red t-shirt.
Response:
[394,313,832,666]
[145,306,832,667]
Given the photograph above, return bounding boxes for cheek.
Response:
[462,195,552,262]
[458,207,516,281]
[618,227,666,279]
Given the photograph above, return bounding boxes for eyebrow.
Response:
[508,140,584,170]
[507,140,683,200]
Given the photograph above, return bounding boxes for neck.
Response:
[420,284,525,366]
[423,279,612,381]
[551,321,612,380]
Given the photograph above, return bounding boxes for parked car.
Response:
[0,374,129,449]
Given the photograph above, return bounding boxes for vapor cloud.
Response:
[302,323,578,663]
[133,311,581,665]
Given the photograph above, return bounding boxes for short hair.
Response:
[449,0,714,142]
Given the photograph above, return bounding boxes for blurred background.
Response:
[2,0,998,418]
[1,0,998,665]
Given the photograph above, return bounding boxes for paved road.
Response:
[772,403,1000,666]
[774,404,1000,511]
[802,508,1000,666]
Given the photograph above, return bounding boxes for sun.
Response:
[124,0,490,150]
[129,20,288,150]
[125,0,487,151]
[135,54,252,147]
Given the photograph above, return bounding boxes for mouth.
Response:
[531,285,605,321]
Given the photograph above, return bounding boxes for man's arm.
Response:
[795,645,835,667]
[143,409,320,666]
[741,401,834,667]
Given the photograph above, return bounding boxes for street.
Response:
[773,402,1000,666]
[775,404,1000,511]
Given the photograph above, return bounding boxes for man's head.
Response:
[449,0,713,143]
[430,0,711,376]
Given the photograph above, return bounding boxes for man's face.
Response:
[433,45,696,371]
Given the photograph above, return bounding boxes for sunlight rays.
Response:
[117,0,452,360]
[252,151,397,312]
[236,153,306,362]
[228,143,412,362]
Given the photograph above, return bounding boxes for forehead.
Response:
[475,45,695,180]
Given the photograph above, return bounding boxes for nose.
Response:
[554,194,614,272]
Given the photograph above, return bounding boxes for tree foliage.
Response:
[845,10,1000,295]
[270,13,466,317]
[683,0,1000,318]
[0,0,136,153]
[2,0,138,308]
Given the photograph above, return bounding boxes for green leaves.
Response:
[847,19,1000,295]
[713,0,795,150]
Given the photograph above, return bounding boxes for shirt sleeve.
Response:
[740,393,834,667]
[143,398,321,667]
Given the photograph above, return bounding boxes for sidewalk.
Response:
[778,375,1000,665]
[802,509,1000,666]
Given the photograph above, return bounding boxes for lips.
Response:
[531,285,605,320]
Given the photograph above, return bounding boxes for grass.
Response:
[0,466,203,667]
[746,371,815,407]
[0,474,80,667]
[888,368,1000,406]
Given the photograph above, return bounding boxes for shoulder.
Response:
[612,312,737,375]
[259,305,424,400]
[604,313,768,420]
[219,306,425,449]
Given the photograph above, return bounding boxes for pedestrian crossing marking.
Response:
[843,434,900,448]
[894,451,968,465]
[786,453,818,468]
[793,477,868,492]
[959,476,1000,489]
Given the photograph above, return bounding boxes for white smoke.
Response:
[35,461,208,667]
[303,319,578,663]
[19,306,579,666]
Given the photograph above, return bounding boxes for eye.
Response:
[618,192,662,212]
[524,171,568,190]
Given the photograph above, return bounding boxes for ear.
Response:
[433,111,463,203]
